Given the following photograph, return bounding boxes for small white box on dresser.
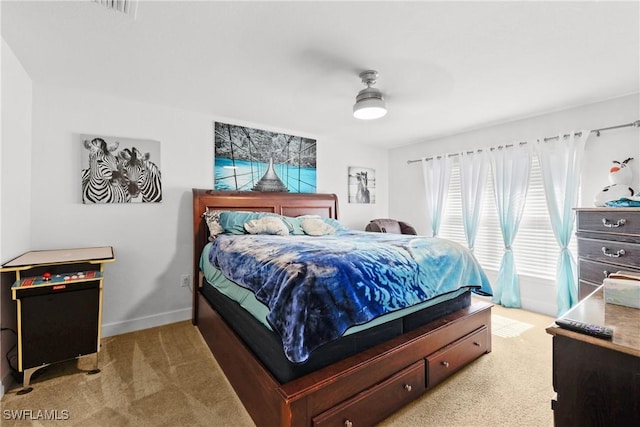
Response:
[603,271,640,309]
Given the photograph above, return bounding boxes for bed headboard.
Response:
[191,189,339,322]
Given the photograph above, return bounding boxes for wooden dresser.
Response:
[575,208,640,300]
[546,287,640,426]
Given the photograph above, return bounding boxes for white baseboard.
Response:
[520,297,557,317]
[101,308,191,338]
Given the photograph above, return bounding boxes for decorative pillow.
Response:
[244,217,290,236]
[219,211,276,234]
[300,218,336,236]
[322,217,346,231]
[281,216,305,235]
[297,215,346,231]
[202,209,224,240]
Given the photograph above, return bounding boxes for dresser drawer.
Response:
[312,361,425,427]
[426,326,488,388]
[577,210,640,237]
[577,237,640,269]
[578,258,640,284]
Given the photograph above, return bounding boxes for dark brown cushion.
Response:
[366,218,418,235]
[368,219,401,234]
[398,221,417,235]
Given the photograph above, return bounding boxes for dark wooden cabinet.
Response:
[576,208,640,299]
[546,288,640,426]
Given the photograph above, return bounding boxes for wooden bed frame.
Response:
[192,189,492,427]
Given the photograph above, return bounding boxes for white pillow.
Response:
[244,216,290,236]
[300,218,335,236]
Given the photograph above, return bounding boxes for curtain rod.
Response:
[406,119,640,164]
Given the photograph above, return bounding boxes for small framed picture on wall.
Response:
[348,166,375,204]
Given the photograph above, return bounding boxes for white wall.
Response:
[26,84,388,338]
[1,38,33,396]
[388,93,640,315]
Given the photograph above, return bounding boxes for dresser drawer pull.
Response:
[441,361,450,368]
[601,247,626,258]
[344,420,353,427]
[602,218,626,228]
[473,341,481,347]
[604,270,610,278]
[404,384,412,392]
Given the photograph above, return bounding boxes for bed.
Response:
[192,189,493,427]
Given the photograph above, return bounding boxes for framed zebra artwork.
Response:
[348,166,376,204]
[81,135,162,204]
[214,122,317,193]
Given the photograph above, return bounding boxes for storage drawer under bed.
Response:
[426,326,489,388]
[312,360,425,427]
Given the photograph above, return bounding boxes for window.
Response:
[439,155,577,280]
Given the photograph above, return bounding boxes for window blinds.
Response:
[439,156,577,280]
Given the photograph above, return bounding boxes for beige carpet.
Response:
[0,301,555,426]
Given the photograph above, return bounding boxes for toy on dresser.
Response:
[594,157,635,206]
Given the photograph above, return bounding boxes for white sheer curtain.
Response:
[421,156,452,237]
[535,131,589,315]
[459,151,489,252]
[490,144,532,307]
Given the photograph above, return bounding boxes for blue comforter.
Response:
[208,230,492,363]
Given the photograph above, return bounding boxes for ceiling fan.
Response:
[294,49,451,119]
[353,70,387,120]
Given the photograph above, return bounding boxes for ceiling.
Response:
[2,1,639,148]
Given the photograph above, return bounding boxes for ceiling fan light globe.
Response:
[353,98,387,120]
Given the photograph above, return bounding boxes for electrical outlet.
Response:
[180,274,191,288]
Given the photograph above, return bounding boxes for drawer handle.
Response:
[441,361,450,368]
[473,341,481,347]
[604,270,610,278]
[602,218,626,228]
[404,383,412,392]
[601,247,626,258]
[344,420,353,427]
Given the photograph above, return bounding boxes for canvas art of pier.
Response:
[214,122,317,193]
